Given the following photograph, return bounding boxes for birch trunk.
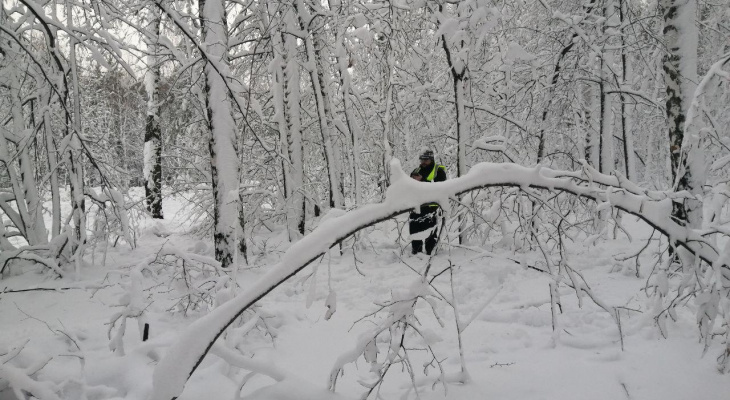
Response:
[314,25,346,209]
[271,6,306,240]
[267,18,291,221]
[13,91,48,245]
[200,0,241,268]
[662,0,702,227]
[41,87,62,238]
[599,58,614,174]
[66,0,87,258]
[584,83,600,168]
[144,11,164,219]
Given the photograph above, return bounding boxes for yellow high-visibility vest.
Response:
[425,164,445,182]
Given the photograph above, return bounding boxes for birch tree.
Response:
[144,8,164,219]
[0,0,134,275]
[200,0,241,268]
[268,1,305,240]
[661,0,702,227]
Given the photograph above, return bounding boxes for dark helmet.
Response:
[419,150,434,160]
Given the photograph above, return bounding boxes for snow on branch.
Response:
[153,0,276,156]
[472,135,507,152]
[0,340,60,400]
[151,159,729,399]
[0,246,64,277]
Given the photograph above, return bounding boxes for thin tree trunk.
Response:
[584,82,600,168]
[144,10,164,219]
[314,25,346,209]
[619,0,636,181]
[381,63,394,194]
[265,4,297,241]
[0,114,33,244]
[441,4,470,244]
[331,14,362,205]
[274,6,306,239]
[599,59,614,174]
[294,0,343,210]
[537,39,576,164]
[41,88,61,238]
[66,0,87,259]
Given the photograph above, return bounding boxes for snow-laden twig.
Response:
[0,246,64,277]
[0,340,60,400]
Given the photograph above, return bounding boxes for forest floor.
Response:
[1,194,730,400]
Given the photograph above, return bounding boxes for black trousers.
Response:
[409,207,439,255]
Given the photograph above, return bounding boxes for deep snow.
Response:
[1,193,729,400]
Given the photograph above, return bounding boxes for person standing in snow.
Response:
[409,150,447,255]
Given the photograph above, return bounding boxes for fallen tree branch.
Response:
[0,285,109,294]
[151,159,729,400]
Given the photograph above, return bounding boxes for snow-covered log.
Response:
[150,159,729,399]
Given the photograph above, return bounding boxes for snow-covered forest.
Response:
[1,0,730,398]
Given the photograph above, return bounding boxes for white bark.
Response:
[144,10,163,219]
[66,0,87,259]
[41,87,61,238]
[14,91,48,245]
[662,0,702,227]
[600,58,614,174]
[270,3,305,240]
[585,83,600,168]
[201,0,241,268]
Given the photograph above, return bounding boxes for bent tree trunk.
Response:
[150,160,729,400]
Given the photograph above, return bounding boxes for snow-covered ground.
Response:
[1,195,729,400]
